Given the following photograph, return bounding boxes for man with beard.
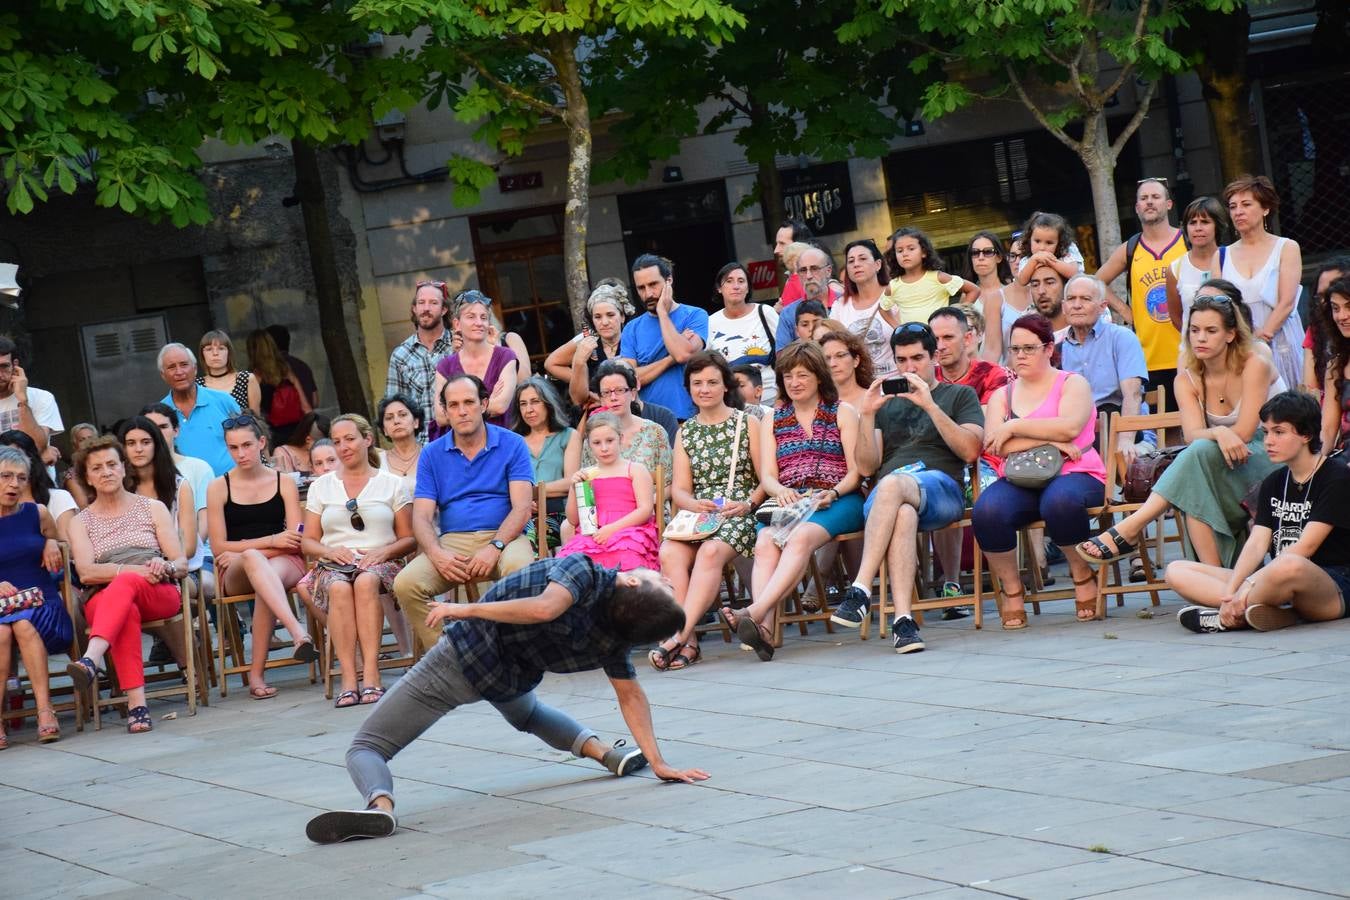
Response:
[775,246,843,349]
[620,254,707,421]
[386,280,454,439]
[1027,265,1068,332]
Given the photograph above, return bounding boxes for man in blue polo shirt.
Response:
[394,373,536,654]
[620,254,707,420]
[158,342,239,476]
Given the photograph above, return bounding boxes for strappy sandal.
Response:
[66,656,99,705]
[0,721,7,750]
[292,636,320,663]
[334,690,360,709]
[997,588,1028,631]
[736,616,775,661]
[1072,574,1099,622]
[647,640,682,672]
[1076,527,1137,567]
[37,706,61,744]
[359,686,385,705]
[668,643,702,671]
[717,606,740,632]
[127,705,153,734]
[1129,557,1147,583]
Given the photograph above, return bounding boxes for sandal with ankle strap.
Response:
[37,706,61,744]
[1073,574,1100,622]
[127,705,153,734]
[997,588,1028,631]
[647,639,682,672]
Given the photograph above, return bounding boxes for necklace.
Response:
[386,444,418,473]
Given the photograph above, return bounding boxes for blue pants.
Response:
[971,473,1105,553]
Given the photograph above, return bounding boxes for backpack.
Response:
[268,379,303,425]
[1122,229,1192,288]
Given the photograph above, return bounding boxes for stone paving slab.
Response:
[4,595,1350,898]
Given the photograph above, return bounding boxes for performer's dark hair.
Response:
[607,573,685,643]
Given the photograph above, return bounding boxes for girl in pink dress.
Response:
[556,412,659,570]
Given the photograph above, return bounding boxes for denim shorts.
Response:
[1321,565,1350,618]
[864,468,965,532]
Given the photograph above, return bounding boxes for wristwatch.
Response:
[489,539,506,552]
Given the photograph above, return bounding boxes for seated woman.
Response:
[206,415,316,700]
[120,416,197,573]
[1168,391,1350,633]
[431,291,518,437]
[653,351,763,671]
[972,314,1106,628]
[65,437,188,734]
[376,395,423,496]
[555,412,658,571]
[726,341,864,661]
[0,446,71,746]
[0,430,78,540]
[62,422,99,508]
[271,412,324,477]
[513,377,575,553]
[1078,284,1282,570]
[564,360,673,496]
[544,279,635,410]
[818,328,873,412]
[301,415,414,708]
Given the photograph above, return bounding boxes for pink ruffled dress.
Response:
[556,465,659,570]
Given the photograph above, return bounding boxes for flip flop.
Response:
[334,690,360,709]
[736,616,775,662]
[1075,527,1138,567]
[249,685,279,700]
[359,687,385,705]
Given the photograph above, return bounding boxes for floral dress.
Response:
[679,411,757,556]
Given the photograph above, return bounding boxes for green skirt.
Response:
[1153,435,1274,567]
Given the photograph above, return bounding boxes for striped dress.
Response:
[772,400,846,490]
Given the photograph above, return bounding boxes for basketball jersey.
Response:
[1128,230,1187,372]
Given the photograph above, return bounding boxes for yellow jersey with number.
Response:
[1129,230,1187,372]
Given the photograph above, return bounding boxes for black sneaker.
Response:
[830,586,871,628]
[892,616,926,653]
[939,582,969,619]
[305,808,397,844]
[601,739,648,776]
[1178,605,1226,634]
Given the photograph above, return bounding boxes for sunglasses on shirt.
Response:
[345,498,365,532]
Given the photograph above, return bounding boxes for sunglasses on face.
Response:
[969,248,1000,258]
[222,415,260,431]
[345,498,365,532]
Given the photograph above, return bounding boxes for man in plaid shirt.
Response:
[306,554,709,844]
[385,280,454,438]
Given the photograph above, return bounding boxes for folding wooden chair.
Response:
[213,588,318,698]
[771,531,852,647]
[1,544,89,733]
[535,482,553,558]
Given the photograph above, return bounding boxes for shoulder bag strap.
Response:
[756,304,776,357]
[726,412,746,496]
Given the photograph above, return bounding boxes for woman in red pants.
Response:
[66,436,187,734]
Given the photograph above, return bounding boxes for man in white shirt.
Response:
[0,336,62,460]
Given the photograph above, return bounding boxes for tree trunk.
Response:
[1080,111,1123,260]
[290,138,369,419]
[552,33,592,331]
[748,97,784,247]
[1177,4,1258,185]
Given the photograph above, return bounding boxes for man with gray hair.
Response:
[1057,274,1148,464]
[158,341,240,475]
[774,244,842,349]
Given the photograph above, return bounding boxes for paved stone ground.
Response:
[6,591,1350,899]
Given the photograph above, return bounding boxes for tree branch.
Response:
[1006,65,1080,154]
[1108,76,1158,164]
[456,49,559,116]
[1100,0,1154,102]
[717,88,752,117]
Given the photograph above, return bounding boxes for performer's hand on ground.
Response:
[651,762,710,783]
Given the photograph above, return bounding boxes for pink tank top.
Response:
[1005,370,1106,483]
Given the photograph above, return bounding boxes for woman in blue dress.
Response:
[0,445,72,747]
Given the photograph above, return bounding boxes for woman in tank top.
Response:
[206,415,315,699]
[197,330,261,413]
[961,230,1028,364]
[66,437,188,734]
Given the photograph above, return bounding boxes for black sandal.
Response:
[647,640,682,672]
[1076,527,1137,567]
[127,705,153,734]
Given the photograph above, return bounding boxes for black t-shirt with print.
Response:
[1254,456,1350,566]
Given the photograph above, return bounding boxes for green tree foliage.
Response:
[843,0,1241,256]
[349,0,747,326]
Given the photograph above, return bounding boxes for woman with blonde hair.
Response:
[198,330,261,412]
[247,329,312,446]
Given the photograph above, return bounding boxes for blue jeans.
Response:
[864,468,965,532]
[346,638,596,806]
[971,473,1106,553]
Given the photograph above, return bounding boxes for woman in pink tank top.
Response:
[971,314,1107,629]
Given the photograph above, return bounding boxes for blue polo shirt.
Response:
[164,386,240,476]
[415,424,535,533]
[1058,322,1148,408]
[620,305,708,420]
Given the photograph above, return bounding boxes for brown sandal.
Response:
[997,588,1028,631]
[1073,574,1099,622]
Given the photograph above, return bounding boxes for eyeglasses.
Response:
[1008,343,1049,356]
[345,498,366,532]
[599,387,631,398]
[0,471,29,483]
[969,248,1000,258]
[222,415,260,431]
[796,264,828,275]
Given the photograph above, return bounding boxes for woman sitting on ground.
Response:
[1078,283,1282,570]
[725,341,864,661]
[0,430,78,541]
[0,446,71,746]
[206,415,317,700]
[972,314,1106,628]
[513,377,575,554]
[66,437,188,734]
[198,329,261,413]
[301,415,414,708]
[1168,391,1350,634]
[652,351,763,672]
[376,394,422,496]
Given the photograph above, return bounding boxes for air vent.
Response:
[130,327,159,353]
[93,332,121,359]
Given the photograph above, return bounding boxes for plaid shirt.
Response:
[386,330,453,435]
[446,555,635,702]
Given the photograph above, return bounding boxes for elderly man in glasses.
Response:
[386,281,454,442]
[158,342,241,476]
[393,372,536,655]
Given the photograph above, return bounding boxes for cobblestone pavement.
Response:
[6,593,1350,899]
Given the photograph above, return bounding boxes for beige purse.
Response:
[663,412,745,542]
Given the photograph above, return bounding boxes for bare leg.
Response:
[852,475,913,589]
[984,548,1026,626]
[1165,559,1236,607]
[746,523,830,623]
[327,581,359,696]
[1183,515,1222,567]
[676,540,737,645]
[1248,554,1346,622]
[932,527,963,587]
[888,505,920,619]
[1081,493,1173,559]
[354,574,384,690]
[12,621,55,731]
